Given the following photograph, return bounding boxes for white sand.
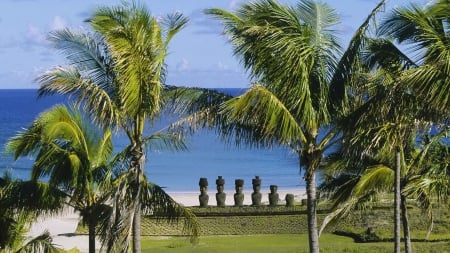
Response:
[26,188,306,252]
[26,206,93,252]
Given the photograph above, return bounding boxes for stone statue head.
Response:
[252,176,261,192]
[199,177,208,194]
[235,179,244,193]
[216,176,225,193]
[270,185,278,193]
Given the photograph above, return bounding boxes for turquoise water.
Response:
[0,89,303,192]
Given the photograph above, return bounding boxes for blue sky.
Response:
[0,0,428,89]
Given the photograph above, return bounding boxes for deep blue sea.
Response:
[0,89,303,192]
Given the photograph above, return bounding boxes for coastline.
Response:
[27,187,306,252]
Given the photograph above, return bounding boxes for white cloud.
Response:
[216,61,229,70]
[50,16,68,31]
[25,24,47,47]
[22,16,69,49]
[228,0,244,9]
[32,66,46,74]
[176,58,190,71]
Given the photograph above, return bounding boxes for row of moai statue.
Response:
[198,176,295,207]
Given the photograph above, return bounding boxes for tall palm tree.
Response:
[338,37,423,253]
[205,0,386,252]
[319,127,449,253]
[0,173,65,253]
[318,0,450,245]
[7,105,114,253]
[347,1,450,251]
[36,2,199,252]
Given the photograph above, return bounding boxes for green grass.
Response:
[141,234,450,253]
[76,203,450,252]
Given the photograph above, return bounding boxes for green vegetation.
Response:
[134,204,450,252]
[139,234,450,253]
[204,1,387,252]
[0,174,66,252]
[318,1,450,252]
[140,204,450,238]
[36,2,203,252]
[3,0,450,252]
[75,203,450,240]
[7,105,114,253]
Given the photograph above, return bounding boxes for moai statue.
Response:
[215,176,226,207]
[198,177,209,208]
[234,179,244,207]
[268,185,279,206]
[251,176,262,206]
[285,193,295,207]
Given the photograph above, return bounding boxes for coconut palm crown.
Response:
[205,0,387,252]
[7,105,113,253]
[36,2,199,252]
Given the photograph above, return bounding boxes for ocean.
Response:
[0,89,303,193]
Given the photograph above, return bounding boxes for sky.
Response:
[0,0,429,89]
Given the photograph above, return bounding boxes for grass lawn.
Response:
[141,234,450,253]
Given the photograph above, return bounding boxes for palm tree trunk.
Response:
[88,219,96,253]
[131,147,145,253]
[133,202,142,253]
[394,148,401,253]
[306,168,319,253]
[401,194,412,253]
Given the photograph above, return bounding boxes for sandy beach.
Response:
[27,188,306,252]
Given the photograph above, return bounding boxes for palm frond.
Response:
[143,132,188,153]
[98,172,135,253]
[161,12,189,45]
[88,2,187,120]
[141,181,200,244]
[48,28,110,86]
[162,86,234,133]
[319,163,393,235]
[37,67,121,129]
[363,38,417,72]
[207,0,342,130]
[163,86,232,116]
[379,1,450,117]
[329,0,387,114]
[219,84,305,148]
[16,231,61,253]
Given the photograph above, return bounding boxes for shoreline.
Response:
[27,187,306,252]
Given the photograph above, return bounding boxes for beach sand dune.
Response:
[26,189,306,252]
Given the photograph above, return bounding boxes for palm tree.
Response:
[341,1,450,250]
[7,105,114,253]
[319,127,449,252]
[318,0,450,244]
[403,140,450,239]
[0,173,65,253]
[338,37,423,252]
[205,0,387,252]
[36,2,199,252]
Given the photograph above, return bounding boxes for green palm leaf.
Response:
[220,84,306,147]
[15,231,61,253]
